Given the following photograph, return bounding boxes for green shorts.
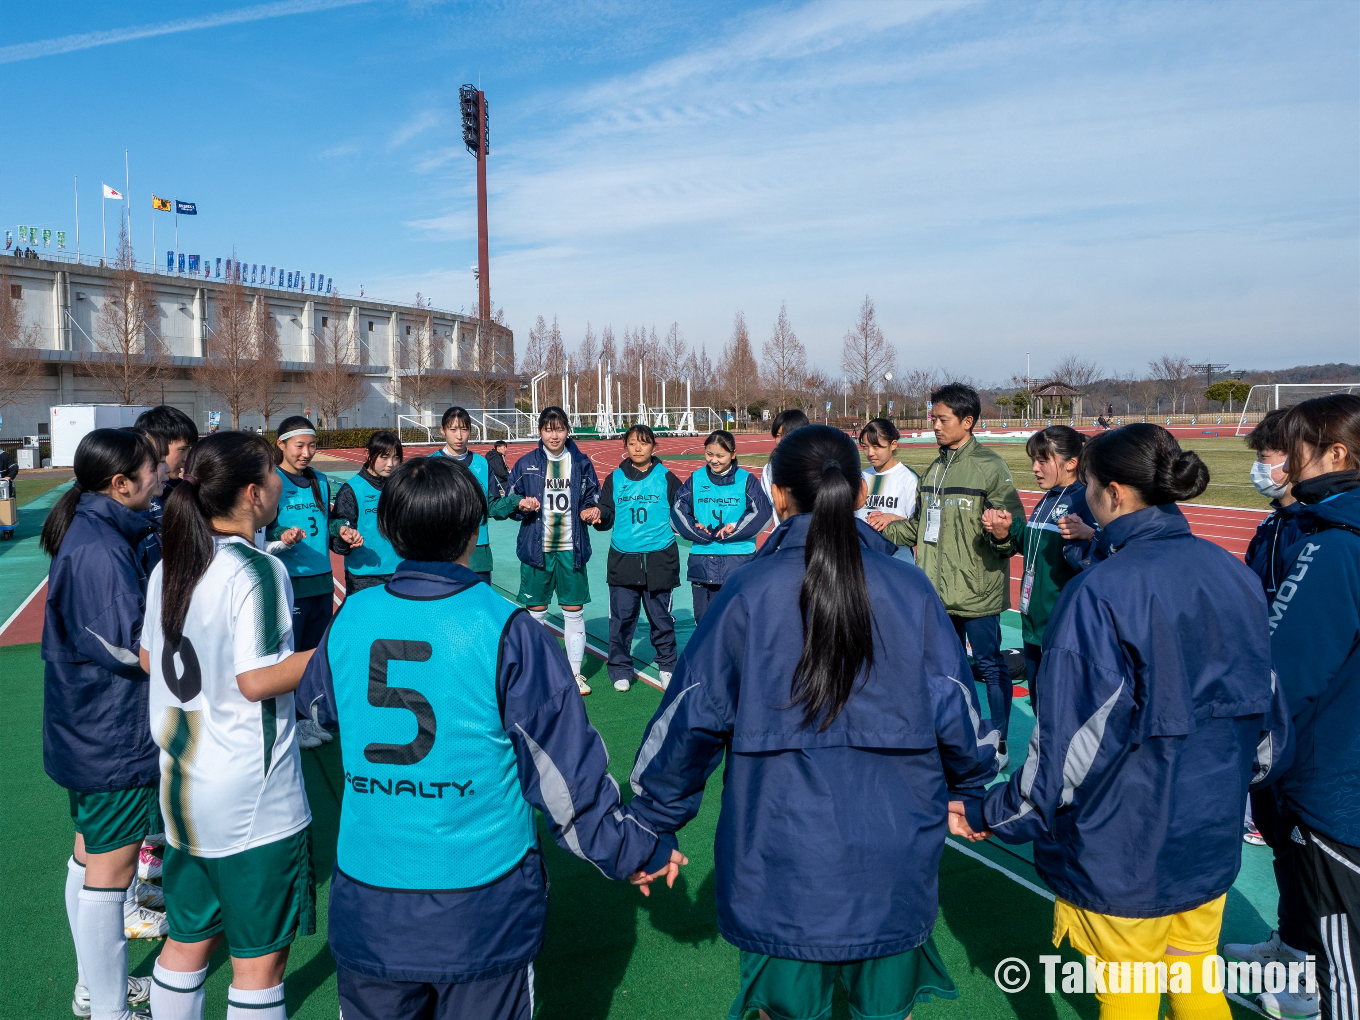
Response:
[68,785,159,855]
[470,543,494,575]
[519,550,591,607]
[163,828,316,957]
[728,938,957,1020]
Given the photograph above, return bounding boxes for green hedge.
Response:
[255,427,442,450]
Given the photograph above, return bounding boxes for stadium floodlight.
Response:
[460,84,492,324]
[459,85,488,157]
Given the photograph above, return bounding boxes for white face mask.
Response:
[1251,459,1288,500]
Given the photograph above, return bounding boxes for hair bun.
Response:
[182,473,201,486]
[1154,448,1209,503]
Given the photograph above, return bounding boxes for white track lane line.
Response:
[0,579,46,642]
[534,615,664,691]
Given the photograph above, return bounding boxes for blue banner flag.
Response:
[309,273,316,290]
[326,277,332,294]
[270,267,276,286]
[216,257,222,278]
[825,401,832,412]
[178,253,186,273]
[188,254,199,273]
[175,200,197,215]
[167,250,175,271]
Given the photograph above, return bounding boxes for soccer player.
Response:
[141,431,317,1020]
[759,408,809,507]
[499,407,601,694]
[629,425,998,1020]
[330,430,404,595]
[593,424,682,692]
[296,455,681,1020]
[979,425,1098,711]
[429,406,505,583]
[266,416,334,652]
[41,429,166,1020]
[960,424,1288,1020]
[670,430,772,625]
[134,404,200,491]
[1242,408,1306,603]
[856,417,920,562]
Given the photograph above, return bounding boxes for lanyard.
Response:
[1023,484,1071,577]
[930,447,959,510]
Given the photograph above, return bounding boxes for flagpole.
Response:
[124,150,132,263]
[151,207,156,275]
[174,203,178,274]
[74,177,80,263]
[101,194,106,263]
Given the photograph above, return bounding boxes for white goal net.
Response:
[1235,383,1360,435]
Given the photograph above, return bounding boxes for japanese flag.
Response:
[102,183,123,200]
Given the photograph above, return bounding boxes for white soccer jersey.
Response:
[857,461,920,521]
[143,536,310,858]
[542,449,574,553]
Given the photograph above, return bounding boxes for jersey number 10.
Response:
[543,492,570,513]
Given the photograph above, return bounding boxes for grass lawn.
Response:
[15,471,74,507]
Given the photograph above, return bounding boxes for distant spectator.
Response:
[486,439,510,488]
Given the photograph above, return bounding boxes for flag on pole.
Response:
[42,229,51,248]
[102,183,123,200]
[152,196,171,211]
[28,227,37,244]
[188,255,199,273]
[167,251,175,271]
[175,200,197,215]
[57,231,66,249]
[17,224,26,241]
[4,231,11,250]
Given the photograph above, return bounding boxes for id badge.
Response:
[924,505,941,544]
[1020,568,1035,614]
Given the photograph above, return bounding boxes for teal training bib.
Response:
[431,449,492,546]
[609,466,675,554]
[691,467,756,556]
[274,468,332,577]
[342,474,403,576]
[328,583,536,890]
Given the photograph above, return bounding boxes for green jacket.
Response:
[1005,483,1097,646]
[883,437,1023,618]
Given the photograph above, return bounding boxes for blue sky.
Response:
[3,0,1357,380]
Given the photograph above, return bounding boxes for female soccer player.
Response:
[266,416,334,652]
[760,408,810,507]
[857,417,920,562]
[141,432,316,1020]
[42,429,164,1019]
[593,424,682,692]
[330,430,403,594]
[499,406,601,694]
[429,406,504,583]
[961,424,1288,1020]
[629,425,998,1020]
[670,430,772,625]
[980,425,1098,709]
[296,454,680,1020]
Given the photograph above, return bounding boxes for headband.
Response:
[279,428,316,442]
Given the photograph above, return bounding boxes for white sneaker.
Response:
[296,716,332,749]
[575,674,592,696]
[72,976,152,1017]
[613,677,631,692]
[1257,989,1320,1020]
[1223,930,1308,967]
[995,741,1010,770]
[131,878,163,910]
[658,670,672,690]
[124,902,168,939]
[137,844,162,881]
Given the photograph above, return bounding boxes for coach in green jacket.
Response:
[883,383,1024,765]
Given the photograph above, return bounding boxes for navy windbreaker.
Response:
[298,561,672,982]
[1245,499,1307,603]
[670,465,773,586]
[1268,475,1360,847]
[41,493,160,792]
[498,440,600,570]
[974,503,1291,917]
[627,514,999,961]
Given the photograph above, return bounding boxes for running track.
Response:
[0,435,1266,646]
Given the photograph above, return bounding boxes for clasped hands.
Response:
[515,497,601,525]
[628,849,688,897]
[948,800,993,843]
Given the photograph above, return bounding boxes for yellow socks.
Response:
[1164,951,1231,1020]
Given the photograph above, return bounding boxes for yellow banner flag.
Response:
[151,195,171,211]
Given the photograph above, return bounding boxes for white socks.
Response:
[151,961,207,1020]
[563,608,586,676]
[65,857,87,987]
[529,608,547,624]
[227,982,286,1019]
[76,886,129,1020]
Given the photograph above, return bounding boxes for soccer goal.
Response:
[1234,383,1360,435]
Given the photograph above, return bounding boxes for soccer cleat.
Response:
[72,976,153,1017]
[1244,821,1267,846]
[575,674,592,696]
[995,740,1010,771]
[1223,931,1308,967]
[1256,989,1320,1020]
[658,670,672,690]
[296,716,332,750]
[137,844,162,881]
[143,832,165,848]
[613,677,631,692]
[131,878,164,910]
[124,902,168,940]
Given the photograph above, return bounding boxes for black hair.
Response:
[769,425,875,731]
[41,429,158,556]
[929,383,981,428]
[1245,408,1291,454]
[441,406,472,430]
[624,423,657,447]
[273,415,324,514]
[378,455,486,562]
[363,430,403,472]
[858,417,900,446]
[538,405,570,431]
[494,440,507,449]
[160,432,276,643]
[1026,425,1087,464]
[704,429,737,464]
[1078,422,1209,505]
[771,408,810,439]
[1278,394,1360,482]
[134,405,199,446]
[124,426,168,461]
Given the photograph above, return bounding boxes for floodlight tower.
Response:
[460,85,491,324]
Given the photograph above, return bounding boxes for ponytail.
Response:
[161,432,275,643]
[769,425,875,730]
[40,428,157,556]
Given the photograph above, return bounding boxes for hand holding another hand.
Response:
[981,508,1012,540]
[629,850,689,897]
[1057,514,1095,542]
[948,800,992,842]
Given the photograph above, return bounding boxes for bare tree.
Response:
[1149,354,1195,414]
[897,366,944,420]
[576,323,600,409]
[0,264,45,420]
[839,295,896,419]
[1049,353,1101,391]
[658,322,687,385]
[83,217,164,404]
[252,297,287,430]
[802,368,833,419]
[761,302,807,412]
[600,324,617,372]
[197,275,254,428]
[544,316,566,379]
[621,325,647,408]
[310,293,363,429]
[394,293,443,420]
[684,343,717,407]
[469,314,511,409]
[521,315,548,375]
[721,311,761,418]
